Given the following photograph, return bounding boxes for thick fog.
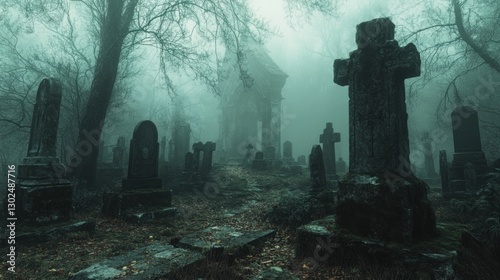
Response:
[1,0,499,171]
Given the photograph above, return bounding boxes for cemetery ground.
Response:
[2,165,500,279]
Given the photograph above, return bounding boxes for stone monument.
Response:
[102,120,174,220]
[18,78,73,225]
[333,18,436,241]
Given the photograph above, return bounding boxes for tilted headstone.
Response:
[448,106,487,194]
[333,18,435,241]
[283,141,293,162]
[320,123,340,178]
[297,155,307,166]
[160,136,166,162]
[112,136,126,167]
[200,141,216,174]
[309,145,326,190]
[336,157,346,173]
[18,78,72,225]
[122,120,162,189]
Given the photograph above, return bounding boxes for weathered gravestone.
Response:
[309,145,326,191]
[102,121,174,220]
[447,106,488,195]
[336,157,346,173]
[334,18,436,241]
[200,141,216,175]
[252,151,266,170]
[297,155,306,166]
[173,122,191,165]
[283,141,294,162]
[17,78,73,225]
[320,123,340,179]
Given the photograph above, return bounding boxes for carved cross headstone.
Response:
[123,120,161,189]
[309,145,326,190]
[319,123,340,177]
[201,141,216,174]
[332,18,436,241]
[334,18,420,174]
[283,141,293,162]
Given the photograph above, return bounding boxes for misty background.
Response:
[1,0,499,173]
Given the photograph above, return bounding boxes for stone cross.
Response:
[309,145,326,190]
[334,18,420,174]
[201,141,216,174]
[319,123,340,177]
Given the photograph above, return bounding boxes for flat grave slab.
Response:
[71,243,205,280]
[179,226,276,259]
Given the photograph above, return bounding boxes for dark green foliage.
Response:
[265,190,334,229]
